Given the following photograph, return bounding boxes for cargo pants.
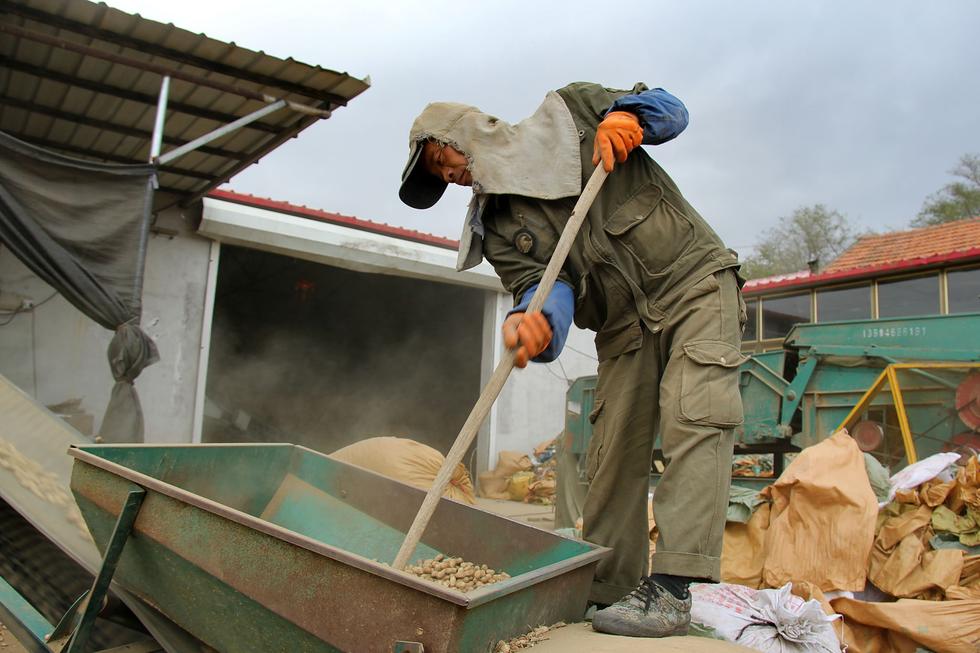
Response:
[582,269,745,605]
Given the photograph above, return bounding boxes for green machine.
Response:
[565,312,980,480]
[740,312,980,468]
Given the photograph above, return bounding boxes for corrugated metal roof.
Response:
[0,0,369,204]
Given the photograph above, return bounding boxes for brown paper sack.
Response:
[722,502,771,589]
[506,471,535,502]
[494,451,533,478]
[329,437,476,503]
[794,581,980,653]
[762,430,878,591]
[869,533,964,598]
[477,471,511,500]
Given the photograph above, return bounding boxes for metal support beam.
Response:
[7,133,214,180]
[157,100,287,165]
[64,486,146,653]
[780,355,818,426]
[149,76,170,162]
[0,95,244,159]
[836,368,890,434]
[741,359,789,395]
[183,110,320,206]
[878,355,960,390]
[886,366,918,464]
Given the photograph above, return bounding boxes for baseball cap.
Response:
[398,139,447,209]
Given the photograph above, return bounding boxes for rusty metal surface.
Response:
[68,445,607,605]
[68,446,468,605]
[68,444,609,652]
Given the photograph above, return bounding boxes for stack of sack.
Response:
[478,441,558,505]
[329,436,476,504]
[732,454,775,478]
[869,453,979,601]
[706,430,980,653]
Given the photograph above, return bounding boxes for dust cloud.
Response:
[203,245,484,458]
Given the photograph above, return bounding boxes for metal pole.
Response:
[886,366,919,464]
[64,486,146,653]
[150,76,170,162]
[836,368,889,433]
[157,99,287,165]
[192,240,221,444]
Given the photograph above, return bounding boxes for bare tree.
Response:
[913,153,980,227]
[741,204,859,279]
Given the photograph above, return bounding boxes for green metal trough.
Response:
[67,443,608,653]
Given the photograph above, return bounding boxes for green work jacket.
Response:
[481,82,740,360]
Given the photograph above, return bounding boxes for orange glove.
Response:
[592,111,643,172]
[502,312,553,368]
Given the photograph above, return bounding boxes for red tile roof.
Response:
[207,189,460,251]
[744,218,980,295]
[825,217,980,273]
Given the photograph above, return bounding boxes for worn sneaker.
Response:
[591,576,691,637]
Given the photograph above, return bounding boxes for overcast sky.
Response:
[108,0,980,256]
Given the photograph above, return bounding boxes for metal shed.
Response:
[0,0,369,203]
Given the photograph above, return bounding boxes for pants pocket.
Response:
[678,340,747,427]
[585,398,605,482]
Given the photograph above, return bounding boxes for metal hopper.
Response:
[68,443,608,652]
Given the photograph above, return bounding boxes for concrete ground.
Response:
[473,499,749,652]
[526,622,752,652]
[472,497,556,530]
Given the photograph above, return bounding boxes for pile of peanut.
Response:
[0,437,90,541]
[494,622,565,652]
[404,553,510,592]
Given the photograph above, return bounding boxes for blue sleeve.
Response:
[506,281,574,363]
[608,87,689,145]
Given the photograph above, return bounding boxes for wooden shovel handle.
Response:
[393,165,609,570]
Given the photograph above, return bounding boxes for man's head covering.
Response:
[399,92,583,269]
[399,102,478,209]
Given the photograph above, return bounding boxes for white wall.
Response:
[137,208,213,443]
[0,258,111,418]
[483,291,598,469]
[0,206,212,443]
[0,194,598,464]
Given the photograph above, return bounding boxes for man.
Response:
[399,82,746,638]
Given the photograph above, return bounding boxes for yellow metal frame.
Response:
[836,362,980,465]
